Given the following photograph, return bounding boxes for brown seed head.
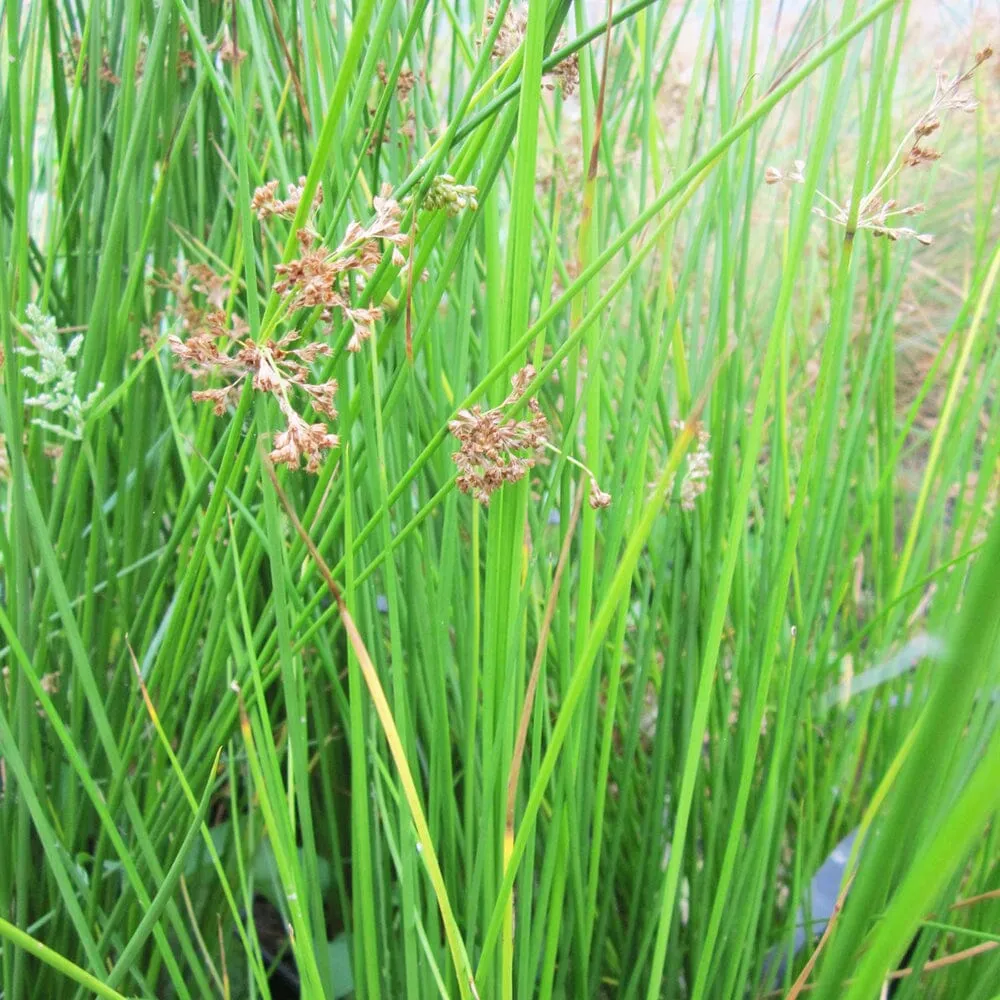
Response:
[589,482,612,509]
[449,367,548,504]
[218,38,247,65]
[905,144,942,167]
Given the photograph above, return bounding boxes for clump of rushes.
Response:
[483,4,579,95]
[169,184,406,471]
[810,46,993,244]
[449,365,549,504]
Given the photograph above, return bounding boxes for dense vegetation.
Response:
[1,0,999,997]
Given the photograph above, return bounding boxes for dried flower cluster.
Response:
[542,440,612,509]
[18,305,102,441]
[377,61,418,101]
[215,32,247,66]
[150,264,237,339]
[395,68,417,101]
[267,183,407,352]
[169,318,339,472]
[251,176,324,221]
[483,5,579,95]
[485,4,528,61]
[0,434,9,481]
[810,47,993,245]
[449,365,549,504]
[669,419,711,511]
[764,160,805,186]
[588,480,612,509]
[62,37,120,85]
[62,31,205,86]
[817,194,933,245]
[416,174,479,216]
[366,110,418,153]
[176,49,196,78]
[167,184,409,473]
[544,45,579,97]
[1,666,61,715]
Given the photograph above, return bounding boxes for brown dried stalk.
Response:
[784,874,855,1000]
[765,940,998,997]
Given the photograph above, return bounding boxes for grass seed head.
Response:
[18,305,102,441]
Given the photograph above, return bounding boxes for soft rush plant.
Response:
[2,0,999,998]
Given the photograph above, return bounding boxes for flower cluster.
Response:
[414,174,479,217]
[588,480,612,509]
[764,160,805,186]
[544,46,579,97]
[167,184,409,474]
[377,61,418,101]
[215,31,247,66]
[18,305,102,441]
[485,4,527,62]
[815,192,934,245]
[2,666,61,716]
[483,5,579,95]
[169,317,339,472]
[268,184,407,352]
[449,365,549,504]
[62,36,120,85]
[669,419,711,511]
[63,30,207,86]
[809,47,993,245]
[149,264,240,350]
[251,176,324,221]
